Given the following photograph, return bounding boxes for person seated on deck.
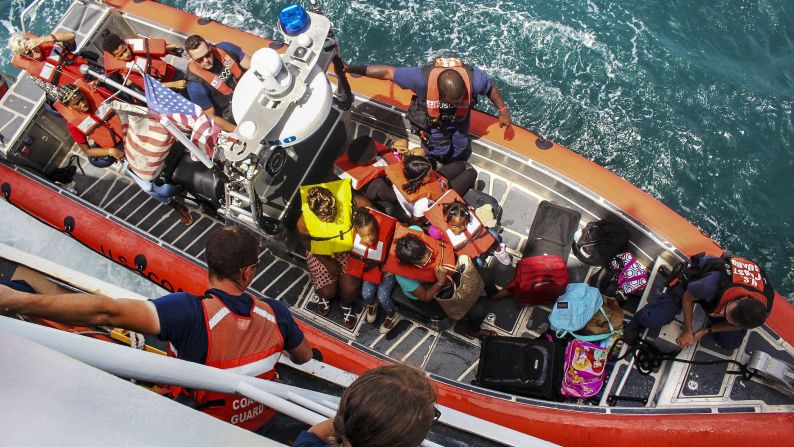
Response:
[385,225,497,338]
[0,225,313,432]
[56,82,193,225]
[424,193,511,267]
[344,208,399,334]
[345,57,512,163]
[626,254,774,350]
[296,179,373,329]
[385,154,476,224]
[101,31,186,95]
[184,34,251,132]
[8,31,86,89]
[294,364,438,447]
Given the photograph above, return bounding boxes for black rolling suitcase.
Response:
[474,335,565,400]
[523,201,581,259]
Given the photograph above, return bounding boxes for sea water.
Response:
[0,0,792,301]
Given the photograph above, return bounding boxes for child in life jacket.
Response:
[349,208,399,334]
[386,155,477,223]
[435,199,511,266]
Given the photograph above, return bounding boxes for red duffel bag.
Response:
[506,255,569,306]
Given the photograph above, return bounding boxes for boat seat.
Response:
[464,189,502,223]
[171,152,225,204]
[391,286,450,326]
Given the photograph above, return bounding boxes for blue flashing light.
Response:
[279,4,311,36]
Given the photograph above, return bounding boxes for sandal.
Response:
[341,305,357,330]
[316,296,331,316]
[170,200,193,226]
[379,311,399,334]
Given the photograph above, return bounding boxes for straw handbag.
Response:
[435,253,485,320]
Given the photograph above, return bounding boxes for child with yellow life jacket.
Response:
[101,32,186,95]
[296,179,373,329]
[346,208,400,334]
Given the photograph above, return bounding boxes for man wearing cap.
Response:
[345,58,511,163]
[184,35,251,132]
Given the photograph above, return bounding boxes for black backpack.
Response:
[572,219,630,266]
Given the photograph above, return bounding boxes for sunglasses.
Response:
[415,247,434,268]
[191,51,213,63]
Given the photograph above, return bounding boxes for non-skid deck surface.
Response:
[60,115,793,412]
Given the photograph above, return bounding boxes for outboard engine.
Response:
[216,4,348,235]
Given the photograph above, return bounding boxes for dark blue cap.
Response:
[279,4,311,36]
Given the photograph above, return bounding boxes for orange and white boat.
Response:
[0,1,792,446]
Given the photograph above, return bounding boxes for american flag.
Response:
[144,73,219,158]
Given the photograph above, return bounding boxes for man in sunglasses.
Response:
[0,225,312,431]
[184,34,251,132]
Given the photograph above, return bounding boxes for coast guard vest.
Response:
[385,161,448,203]
[407,57,473,130]
[103,38,173,90]
[12,34,87,87]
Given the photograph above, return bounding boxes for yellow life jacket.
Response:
[300,178,355,255]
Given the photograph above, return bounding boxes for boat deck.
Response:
[0,0,790,424]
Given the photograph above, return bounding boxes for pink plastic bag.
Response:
[560,339,608,398]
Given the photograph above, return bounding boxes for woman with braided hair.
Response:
[384,154,477,223]
[294,364,437,447]
[297,180,373,329]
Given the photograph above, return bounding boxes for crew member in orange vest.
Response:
[385,154,477,223]
[345,57,512,163]
[631,254,774,350]
[384,225,496,338]
[101,31,186,93]
[184,34,251,132]
[0,226,313,431]
[9,31,86,87]
[346,207,399,334]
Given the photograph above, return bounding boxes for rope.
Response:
[609,337,756,380]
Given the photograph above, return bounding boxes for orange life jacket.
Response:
[187,45,243,96]
[52,80,124,148]
[345,208,398,284]
[11,34,87,87]
[424,57,472,123]
[190,292,285,431]
[424,190,496,258]
[383,225,455,283]
[709,257,774,318]
[384,161,448,203]
[333,141,401,190]
[103,38,172,90]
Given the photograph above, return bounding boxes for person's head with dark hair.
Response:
[395,233,431,267]
[401,155,433,195]
[58,84,88,112]
[352,208,378,247]
[726,297,768,329]
[185,35,215,70]
[331,364,437,447]
[204,226,259,285]
[306,186,338,223]
[347,136,378,166]
[438,69,467,104]
[442,200,471,235]
[102,32,131,61]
